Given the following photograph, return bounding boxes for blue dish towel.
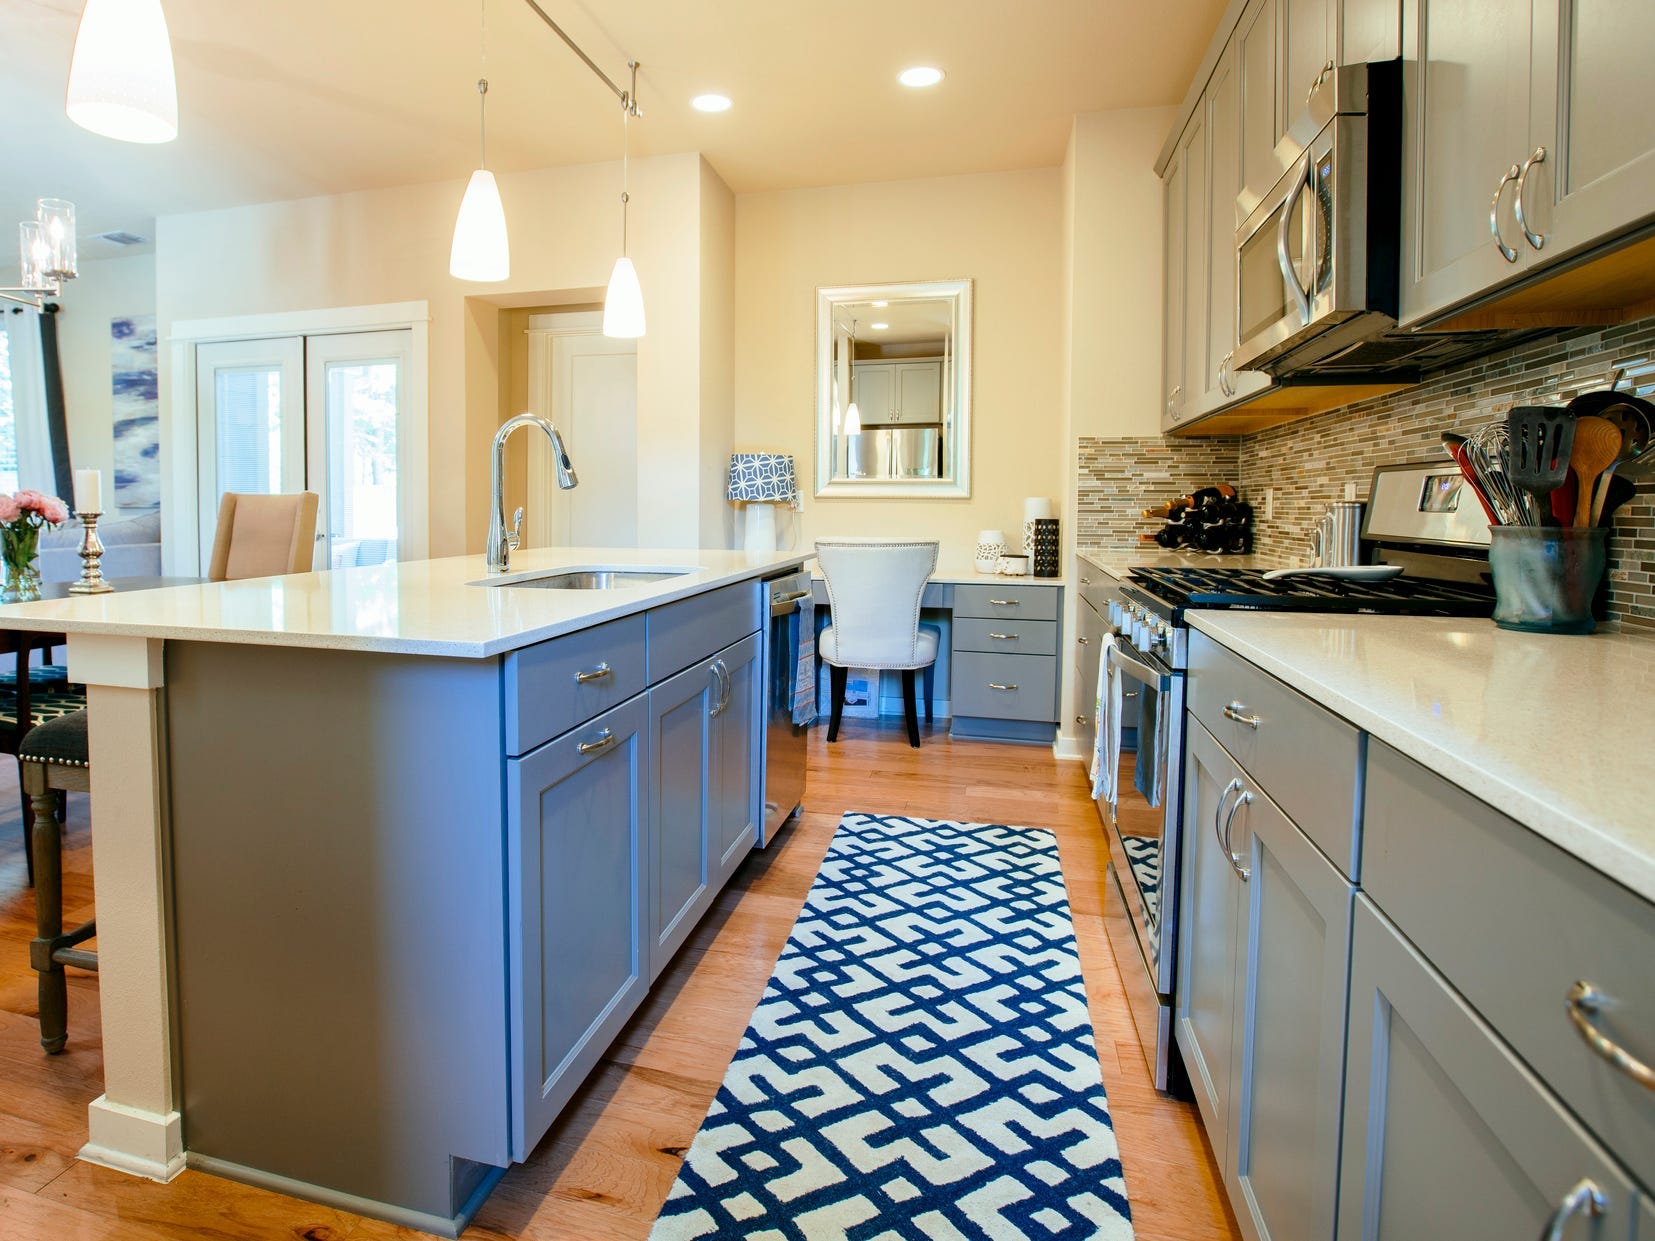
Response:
[790,594,817,726]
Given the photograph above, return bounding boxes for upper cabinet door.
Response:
[1237,0,1285,215]
[896,362,943,424]
[1181,110,1211,420]
[1280,0,1335,133]
[1398,0,1542,325]
[1525,0,1655,262]
[850,362,895,425]
[1340,0,1401,62]
[1162,146,1187,433]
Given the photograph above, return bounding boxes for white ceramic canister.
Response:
[975,529,1006,573]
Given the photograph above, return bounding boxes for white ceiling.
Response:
[2,0,1225,261]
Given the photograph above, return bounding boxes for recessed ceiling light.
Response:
[872,301,888,307]
[898,66,945,88]
[871,322,890,330]
[692,93,732,112]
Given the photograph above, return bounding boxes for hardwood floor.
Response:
[0,719,1239,1240]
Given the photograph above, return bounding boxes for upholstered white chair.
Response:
[815,538,939,748]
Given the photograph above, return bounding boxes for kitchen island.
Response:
[0,545,811,1236]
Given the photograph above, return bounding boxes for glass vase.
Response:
[2,524,42,604]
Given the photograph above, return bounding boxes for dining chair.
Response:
[207,491,321,581]
[815,539,939,748]
[20,710,93,1053]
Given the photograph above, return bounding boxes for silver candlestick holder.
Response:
[68,510,114,595]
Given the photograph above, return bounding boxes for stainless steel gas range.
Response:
[1098,462,1499,1091]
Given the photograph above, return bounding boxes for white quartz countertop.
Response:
[811,550,1069,587]
[1077,546,1291,580]
[0,547,813,658]
[1188,611,1655,903]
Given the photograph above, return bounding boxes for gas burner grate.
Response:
[1127,566,1495,618]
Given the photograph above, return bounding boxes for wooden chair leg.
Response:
[26,778,67,1054]
[18,780,35,888]
[827,666,847,742]
[901,670,920,748]
[921,663,935,725]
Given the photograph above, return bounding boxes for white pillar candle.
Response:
[1024,496,1055,522]
[74,468,103,512]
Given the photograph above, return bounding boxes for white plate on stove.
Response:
[1260,565,1405,583]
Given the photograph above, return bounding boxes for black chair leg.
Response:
[827,666,847,742]
[901,670,921,748]
[921,663,935,725]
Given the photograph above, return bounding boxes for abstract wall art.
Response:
[111,314,159,509]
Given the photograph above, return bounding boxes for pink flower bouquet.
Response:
[1,488,70,603]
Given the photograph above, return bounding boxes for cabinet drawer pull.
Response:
[1515,145,1547,251]
[987,598,1020,606]
[573,662,613,684]
[1077,636,1090,645]
[988,632,1019,640]
[1490,164,1521,263]
[987,682,1018,691]
[1566,981,1655,1092]
[1123,691,1140,699]
[1223,701,1261,728]
[1540,1178,1607,1241]
[577,728,618,756]
[1075,714,1086,724]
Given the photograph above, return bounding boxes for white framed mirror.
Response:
[814,279,972,497]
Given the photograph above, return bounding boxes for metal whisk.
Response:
[1460,421,1539,526]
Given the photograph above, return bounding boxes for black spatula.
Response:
[1507,406,1575,525]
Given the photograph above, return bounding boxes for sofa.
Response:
[39,510,162,583]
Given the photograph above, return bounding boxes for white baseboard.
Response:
[1052,732,1086,762]
[79,1095,185,1182]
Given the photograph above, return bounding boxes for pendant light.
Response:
[65,0,178,144]
[603,65,645,339]
[450,0,509,282]
[842,319,862,434]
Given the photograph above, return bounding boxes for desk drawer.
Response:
[1364,741,1655,1189]
[952,618,1058,657]
[951,652,1057,721]
[953,583,1059,621]
[1187,630,1362,879]
[505,614,647,756]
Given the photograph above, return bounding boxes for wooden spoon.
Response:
[1568,416,1623,529]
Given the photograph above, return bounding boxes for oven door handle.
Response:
[1107,642,1172,692]
[1276,151,1314,325]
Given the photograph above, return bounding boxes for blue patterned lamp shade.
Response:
[727,452,797,503]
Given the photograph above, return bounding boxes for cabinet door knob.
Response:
[1490,164,1522,263]
[577,728,618,756]
[1078,636,1090,645]
[574,662,612,684]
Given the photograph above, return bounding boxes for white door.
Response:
[305,331,413,569]
[528,321,638,548]
[197,329,414,571]
[195,337,305,569]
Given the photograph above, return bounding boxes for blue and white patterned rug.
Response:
[650,811,1134,1240]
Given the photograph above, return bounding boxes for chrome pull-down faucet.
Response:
[487,414,578,573]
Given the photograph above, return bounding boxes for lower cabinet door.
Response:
[1337,897,1646,1241]
[1226,773,1354,1241]
[711,632,762,883]
[648,654,720,979]
[1176,719,1247,1169]
[507,695,649,1161]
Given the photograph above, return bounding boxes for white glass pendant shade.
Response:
[449,169,510,282]
[18,223,52,292]
[36,200,77,280]
[603,255,646,338]
[65,0,178,144]
[843,402,862,435]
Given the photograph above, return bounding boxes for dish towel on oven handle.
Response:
[790,593,817,726]
[1089,633,1121,804]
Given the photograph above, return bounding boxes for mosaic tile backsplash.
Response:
[1078,316,1655,628]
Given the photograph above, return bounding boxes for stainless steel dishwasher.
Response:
[761,567,813,842]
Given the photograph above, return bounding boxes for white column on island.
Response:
[66,633,184,1182]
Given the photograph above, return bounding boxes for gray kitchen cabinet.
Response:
[1401,0,1655,326]
[648,652,721,979]
[1338,896,1649,1241]
[1225,748,1354,1241]
[508,695,649,1160]
[1162,141,1188,432]
[711,632,763,885]
[1279,0,1334,138]
[1340,0,1399,63]
[1180,105,1210,422]
[1177,718,1247,1169]
[1074,595,1104,764]
[950,582,1064,742]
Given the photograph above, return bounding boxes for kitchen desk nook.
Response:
[0,545,810,1236]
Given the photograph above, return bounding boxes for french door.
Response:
[196,329,414,571]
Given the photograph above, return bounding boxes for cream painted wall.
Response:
[698,159,737,550]
[155,152,734,559]
[56,252,157,508]
[733,168,1063,558]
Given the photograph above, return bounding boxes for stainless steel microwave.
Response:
[1233,60,1403,375]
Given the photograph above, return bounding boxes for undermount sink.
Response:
[482,567,695,590]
